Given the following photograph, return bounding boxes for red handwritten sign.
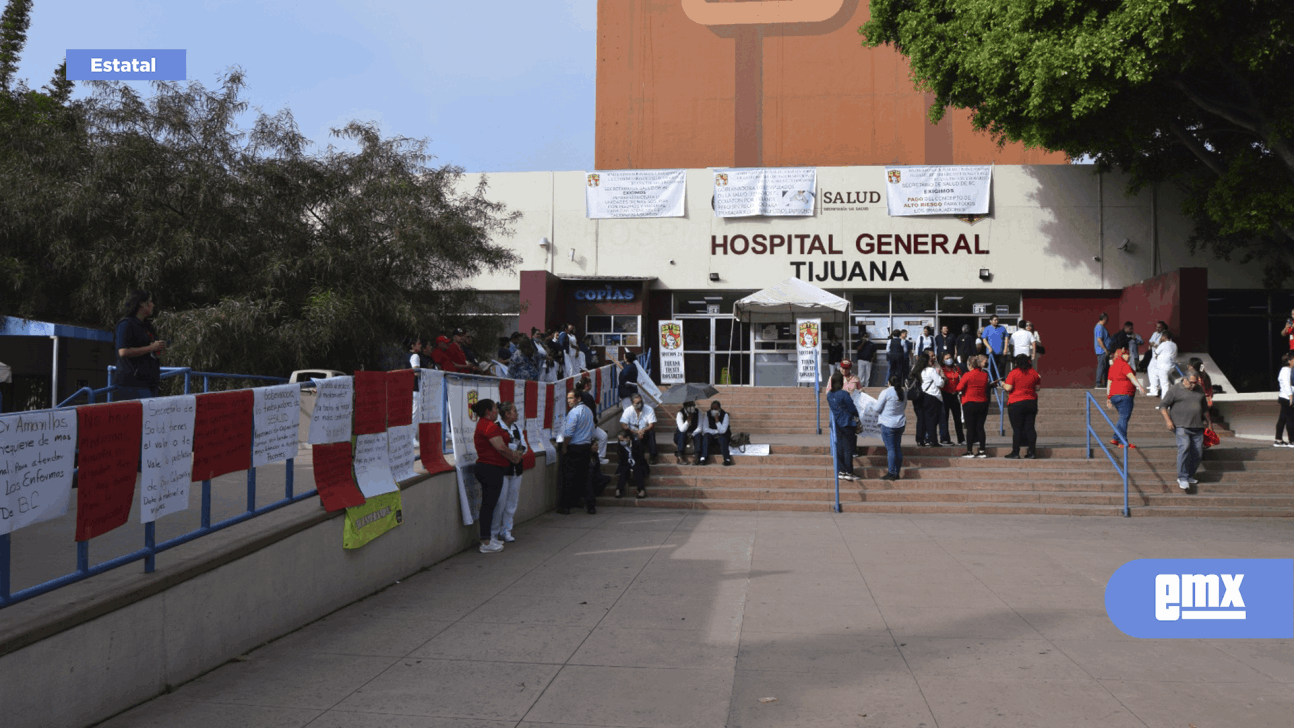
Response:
[191,390,253,481]
[543,384,555,429]
[524,381,539,418]
[353,371,387,435]
[595,368,603,402]
[75,402,142,541]
[418,422,454,475]
[498,379,514,406]
[386,370,415,427]
[312,442,366,511]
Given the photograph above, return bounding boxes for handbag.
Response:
[1035,343,1046,355]
[1202,427,1220,449]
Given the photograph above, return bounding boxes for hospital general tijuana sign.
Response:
[709,232,990,282]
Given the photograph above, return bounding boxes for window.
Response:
[585,315,640,348]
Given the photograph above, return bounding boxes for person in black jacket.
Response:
[854,332,878,387]
[886,331,910,384]
[614,430,649,499]
[114,289,166,399]
[954,324,978,372]
[934,324,955,360]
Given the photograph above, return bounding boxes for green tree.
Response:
[861,0,1294,285]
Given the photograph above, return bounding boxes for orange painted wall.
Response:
[595,0,1067,169]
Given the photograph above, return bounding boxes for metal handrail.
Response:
[815,357,822,435]
[828,408,842,513]
[1084,391,1131,517]
[984,352,1007,435]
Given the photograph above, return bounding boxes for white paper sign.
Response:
[138,396,196,523]
[585,169,687,219]
[252,384,301,467]
[418,369,444,424]
[636,362,664,405]
[714,167,817,217]
[446,380,478,466]
[884,165,992,216]
[796,318,822,384]
[0,410,77,535]
[308,376,353,444]
[540,428,556,461]
[354,433,398,497]
[387,424,417,481]
[852,391,882,440]
[659,320,685,384]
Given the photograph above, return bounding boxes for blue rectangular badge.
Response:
[66,49,186,80]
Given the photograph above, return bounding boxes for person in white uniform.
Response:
[1009,321,1035,364]
[490,402,526,543]
[619,394,659,463]
[1147,330,1178,400]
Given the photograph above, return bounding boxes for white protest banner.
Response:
[852,390,882,440]
[354,433,398,498]
[252,384,300,467]
[585,169,687,219]
[636,361,663,405]
[713,167,816,217]
[308,376,352,444]
[139,395,196,523]
[796,318,822,384]
[884,165,991,216]
[0,409,76,535]
[387,424,418,482]
[418,369,444,423]
[659,321,685,384]
[446,378,481,525]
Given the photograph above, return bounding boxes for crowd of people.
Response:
[405,324,607,381]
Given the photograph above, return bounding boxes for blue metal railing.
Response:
[984,352,1007,435]
[828,406,842,513]
[1084,392,1131,517]
[815,358,822,435]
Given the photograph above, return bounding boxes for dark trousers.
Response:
[911,392,927,444]
[617,462,647,493]
[887,356,909,385]
[963,401,988,451]
[561,443,594,509]
[1007,399,1039,455]
[940,392,964,443]
[474,462,506,541]
[698,432,730,462]
[637,430,658,458]
[1095,353,1110,386]
[674,429,692,455]
[1278,397,1294,441]
[919,392,942,445]
[835,425,857,475]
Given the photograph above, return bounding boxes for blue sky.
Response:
[13,0,597,172]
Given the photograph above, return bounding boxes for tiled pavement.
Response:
[96,509,1294,728]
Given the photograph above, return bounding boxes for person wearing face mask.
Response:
[674,400,701,465]
[697,400,733,466]
[938,353,965,446]
[619,393,659,464]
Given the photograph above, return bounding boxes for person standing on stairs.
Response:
[827,372,861,481]
[955,355,991,458]
[938,353,964,446]
[1275,352,1294,447]
[886,331,910,386]
[919,350,945,448]
[1093,313,1113,388]
[1106,347,1147,449]
[1002,354,1042,459]
[1147,330,1178,402]
[875,374,908,481]
[1160,373,1211,491]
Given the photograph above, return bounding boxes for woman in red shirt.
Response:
[1002,354,1042,459]
[1106,347,1147,448]
[954,355,992,458]
[939,353,964,446]
[472,398,522,553]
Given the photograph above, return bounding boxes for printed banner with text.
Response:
[585,169,686,219]
[884,165,992,216]
[659,321,685,384]
[713,167,816,217]
[796,318,822,384]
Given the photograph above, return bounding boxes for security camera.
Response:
[1116,238,1131,252]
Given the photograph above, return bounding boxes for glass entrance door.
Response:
[679,316,751,384]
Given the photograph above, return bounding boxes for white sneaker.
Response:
[1177,478,1190,490]
[1188,478,1198,485]
[501,532,515,543]
[479,540,504,553]
[1275,441,1288,448]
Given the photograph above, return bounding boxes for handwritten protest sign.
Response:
[75,402,142,541]
[386,370,415,427]
[139,396,196,523]
[192,390,253,481]
[312,442,365,512]
[852,390,882,439]
[1,409,76,535]
[353,371,387,435]
[308,376,352,444]
[418,369,444,423]
[354,432,398,498]
[252,383,301,467]
[387,424,417,482]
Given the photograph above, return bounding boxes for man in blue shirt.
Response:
[558,390,596,514]
[1094,313,1112,388]
[981,315,1009,379]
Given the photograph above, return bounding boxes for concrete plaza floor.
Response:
[97,509,1293,728]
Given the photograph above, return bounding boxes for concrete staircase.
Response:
[596,386,1291,517]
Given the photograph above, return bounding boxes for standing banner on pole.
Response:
[659,321,685,384]
[1,409,77,536]
[884,165,992,216]
[139,395,196,523]
[713,167,816,217]
[796,318,822,383]
[585,169,687,219]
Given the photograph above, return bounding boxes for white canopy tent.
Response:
[733,277,851,324]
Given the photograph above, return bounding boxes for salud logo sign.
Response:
[1105,559,1292,639]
